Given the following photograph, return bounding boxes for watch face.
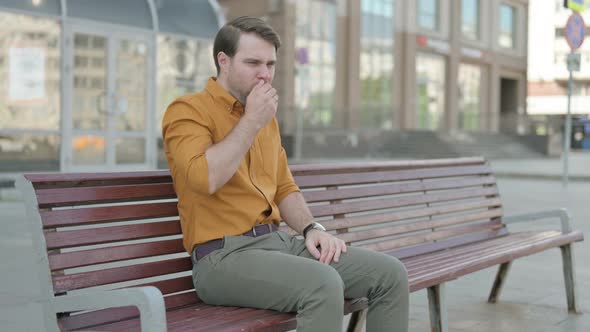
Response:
[313,222,326,232]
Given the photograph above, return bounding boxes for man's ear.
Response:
[217,52,230,72]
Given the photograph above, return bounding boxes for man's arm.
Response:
[206,81,278,194]
[205,117,258,193]
[279,192,347,264]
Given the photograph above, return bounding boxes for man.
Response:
[162,16,408,331]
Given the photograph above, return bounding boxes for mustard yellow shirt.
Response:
[162,78,300,253]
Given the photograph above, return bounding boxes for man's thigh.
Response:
[287,235,407,300]
[193,233,344,313]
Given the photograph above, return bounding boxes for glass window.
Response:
[499,4,516,49]
[0,13,61,131]
[156,36,215,168]
[295,0,338,128]
[461,0,480,41]
[415,53,445,130]
[418,0,439,31]
[360,0,395,129]
[458,63,481,131]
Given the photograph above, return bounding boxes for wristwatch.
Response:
[303,222,326,238]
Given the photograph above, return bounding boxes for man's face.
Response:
[219,33,277,104]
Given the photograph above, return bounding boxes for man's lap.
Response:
[192,231,406,310]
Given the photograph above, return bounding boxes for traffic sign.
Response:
[564,0,587,13]
[567,53,581,71]
[565,12,586,50]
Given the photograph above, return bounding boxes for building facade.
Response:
[218,0,529,157]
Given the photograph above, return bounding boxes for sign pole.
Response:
[564,54,573,188]
[562,11,585,188]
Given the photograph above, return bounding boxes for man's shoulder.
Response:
[175,90,210,107]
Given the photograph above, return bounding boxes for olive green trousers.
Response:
[192,231,409,332]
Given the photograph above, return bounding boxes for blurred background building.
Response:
[528,0,590,152]
[1,0,571,183]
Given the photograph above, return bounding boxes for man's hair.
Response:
[213,16,281,74]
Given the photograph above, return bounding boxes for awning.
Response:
[0,0,224,38]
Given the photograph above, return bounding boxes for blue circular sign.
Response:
[565,13,586,50]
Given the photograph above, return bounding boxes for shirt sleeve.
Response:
[162,100,213,195]
[273,121,301,205]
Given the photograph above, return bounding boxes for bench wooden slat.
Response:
[338,208,503,244]
[59,291,201,331]
[403,231,557,269]
[206,313,297,332]
[48,238,185,271]
[360,221,503,253]
[407,231,584,282]
[25,171,171,187]
[36,183,177,208]
[302,175,496,203]
[41,201,179,228]
[91,306,281,332]
[75,297,369,332]
[289,157,486,175]
[309,186,498,218]
[324,197,502,231]
[45,220,181,250]
[294,165,492,188]
[171,307,288,332]
[390,228,508,260]
[52,257,192,293]
[406,231,562,275]
[407,230,584,292]
[131,275,195,296]
[207,297,368,332]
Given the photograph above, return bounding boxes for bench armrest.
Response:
[52,286,166,332]
[503,208,573,233]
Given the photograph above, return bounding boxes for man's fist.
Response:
[244,80,278,129]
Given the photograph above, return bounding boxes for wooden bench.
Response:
[17,157,583,332]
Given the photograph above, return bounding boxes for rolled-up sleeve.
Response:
[274,146,301,205]
[162,101,214,195]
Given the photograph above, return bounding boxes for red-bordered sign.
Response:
[565,12,586,50]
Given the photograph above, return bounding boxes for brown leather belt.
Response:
[191,224,278,264]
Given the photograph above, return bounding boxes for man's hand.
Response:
[243,80,278,129]
[305,230,347,265]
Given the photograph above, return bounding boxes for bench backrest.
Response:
[18,157,503,330]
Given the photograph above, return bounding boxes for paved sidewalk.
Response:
[490,151,590,181]
[1,177,588,331]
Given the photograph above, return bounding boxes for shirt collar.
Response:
[205,77,244,114]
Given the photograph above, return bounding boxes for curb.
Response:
[494,172,590,182]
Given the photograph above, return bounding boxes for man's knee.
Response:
[301,264,345,307]
[373,253,409,290]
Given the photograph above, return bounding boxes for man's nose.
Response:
[257,67,271,82]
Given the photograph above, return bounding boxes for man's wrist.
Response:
[303,222,326,238]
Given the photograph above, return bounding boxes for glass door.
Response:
[62,24,154,172]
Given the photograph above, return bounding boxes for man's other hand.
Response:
[305,230,347,265]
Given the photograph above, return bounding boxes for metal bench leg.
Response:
[560,243,580,313]
[488,261,512,303]
[346,308,367,332]
[427,284,448,332]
